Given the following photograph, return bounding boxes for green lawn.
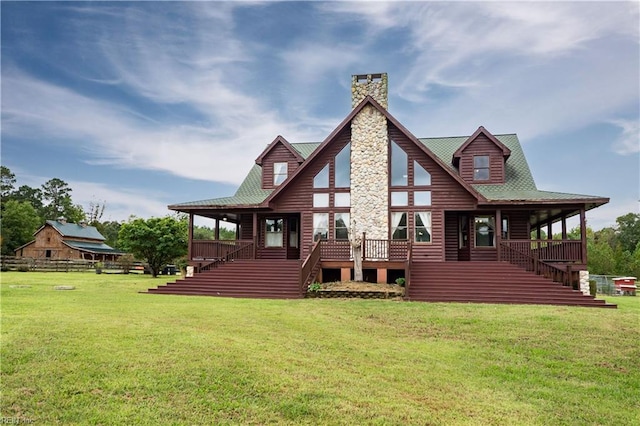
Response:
[1,272,639,425]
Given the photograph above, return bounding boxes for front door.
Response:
[287,216,300,259]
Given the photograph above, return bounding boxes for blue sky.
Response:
[2,1,638,230]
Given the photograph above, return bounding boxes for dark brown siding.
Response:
[272,129,352,259]
[390,125,477,262]
[261,142,301,190]
[239,214,253,240]
[505,210,530,239]
[444,211,459,261]
[458,134,505,184]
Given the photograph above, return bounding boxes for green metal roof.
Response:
[64,240,123,254]
[47,220,105,240]
[171,133,605,210]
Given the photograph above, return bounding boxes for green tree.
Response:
[41,178,85,222]
[98,220,122,249]
[615,213,640,253]
[0,200,41,255]
[11,185,44,216]
[118,216,187,277]
[1,166,16,200]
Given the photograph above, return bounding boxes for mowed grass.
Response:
[1,272,639,425]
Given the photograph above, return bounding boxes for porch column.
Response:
[495,209,502,262]
[252,212,258,259]
[547,220,552,240]
[188,212,194,260]
[580,207,587,264]
[235,222,240,240]
[561,213,567,239]
[215,218,220,240]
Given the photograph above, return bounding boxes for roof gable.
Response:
[452,126,511,167]
[264,96,484,205]
[255,135,304,165]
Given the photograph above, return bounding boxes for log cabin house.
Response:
[149,73,613,307]
[15,218,123,262]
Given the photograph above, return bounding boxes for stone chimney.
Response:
[351,73,388,109]
[350,73,389,240]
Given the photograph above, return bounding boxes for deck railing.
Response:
[500,242,573,287]
[320,239,410,261]
[300,240,322,294]
[501,239,583,263]
[191,240,254,272]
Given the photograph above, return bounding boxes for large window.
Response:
[335,213,350,240]
[414,161,431,185]
[313,213,329,241]
[391,212,408,240]
[473,156,489,181]
[273,162,288,185]
[414,191,431,206]
[313,193,329,208]
[334,192,350,207]
[265,219,284,247]
[313,164,329,188]
[415,212,432,243]
[391,141,408,186]
[335,143,351,188]
[475,216,495,247]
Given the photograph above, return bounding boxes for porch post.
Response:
[561,213,567,239]
[580,206,587,264]
[252,212,258,259]
[188,212,194,260]
[495,209,502,261]
[547,219,552,240]
[215,218,220,240]
[235,222,240,240]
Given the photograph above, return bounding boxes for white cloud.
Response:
[609,119,640,155]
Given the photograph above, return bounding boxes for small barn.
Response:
[15,218,123,262]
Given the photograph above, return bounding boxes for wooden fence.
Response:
[0,256,149,273]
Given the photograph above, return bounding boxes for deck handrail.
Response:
[405,241,412,296]
[192,240,254,272]
[500,242,572,287]
[300,240,322,294]
[320,239,409,261]
[501,239,583,263]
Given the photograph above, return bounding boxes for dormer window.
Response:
[473,155,489,181]
[273,162,288,185]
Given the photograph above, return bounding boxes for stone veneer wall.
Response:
[350,104,389,240]
[579,270,590,296]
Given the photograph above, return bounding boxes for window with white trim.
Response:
[335,213,350,240]
[415,212,432,243]
[265,218,284,247]
[475,216,495,247]
[273,162,288,185]
[313,213,329,241]
[473,156,489,181]
[391,212,408,240]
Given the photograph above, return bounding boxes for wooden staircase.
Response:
[146,260,302,299]
[407,261,616,308]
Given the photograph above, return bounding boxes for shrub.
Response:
[117,254,135,274]
[395,277,406,287]
[589,280,597,297]
[17,265,29,272]
[308,282,322,292]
